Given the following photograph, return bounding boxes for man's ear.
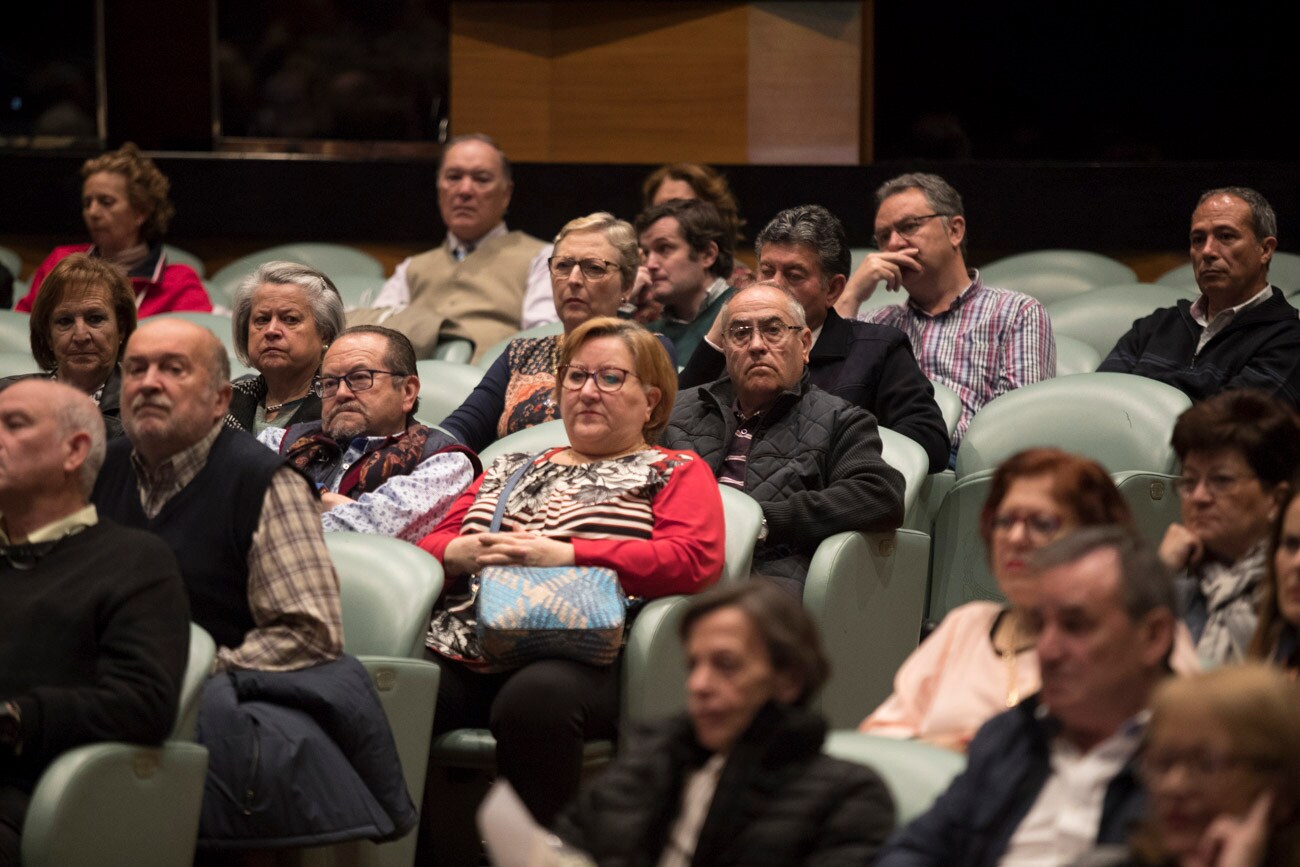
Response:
[825,273,847,306]
[402,374,421,414]
[699,241,719,272]
[1139,609,1176,670]
[1260,234,1277,268]
[62,430,92,478]
[947,214,966,250]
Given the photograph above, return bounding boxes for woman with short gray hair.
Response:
[225,261,346,433]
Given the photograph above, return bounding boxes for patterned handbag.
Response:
[475,454,628,669]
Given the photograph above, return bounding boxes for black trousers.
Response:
[0,785,28,867]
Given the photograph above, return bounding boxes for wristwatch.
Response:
[757,515,769,542]
[0,701,22,754]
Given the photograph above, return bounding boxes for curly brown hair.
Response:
[29,253,137,371]
[81,142,175,244]
[642,162,745,247]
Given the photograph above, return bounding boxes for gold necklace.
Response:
[1000,611,1024,709]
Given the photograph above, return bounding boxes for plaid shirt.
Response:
[861,270,1055,445]
[132,425,344,671]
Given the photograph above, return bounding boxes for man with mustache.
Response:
[350,134,553,363]
[92,318,342,672]
[1099,186,1300,409]
[259,325,477,542]
[662,281,905,593]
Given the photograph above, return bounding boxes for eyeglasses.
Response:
[991,512,1063,541]
[723,319,803,349]
[872,213,949,249]
[1173,473,1254,497]
[548,257,619,280]
[1138,749,1272,784]
[315,369,406,398]
[557,365,638,393]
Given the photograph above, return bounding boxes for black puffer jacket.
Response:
[662,375,905,586]
[554,702,895,867]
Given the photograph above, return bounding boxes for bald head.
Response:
[121,319,234,466]
[0,379,105,517]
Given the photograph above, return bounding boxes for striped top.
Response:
[861,270,1055,444]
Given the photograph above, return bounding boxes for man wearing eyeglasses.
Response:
[258,326,478,543]
[1098,186,1300,409]
[664,281,905,593]
[350,134,555,363]
[679,204,950,473]
[93,318,343,673]
[833,172,1055,453]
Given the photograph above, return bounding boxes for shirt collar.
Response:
[131,422,223,492]
[664,277,730,325]
[906,268,982,317]
[1189,284,1273,328]
[445,222,508,258]
[0,504,99,545]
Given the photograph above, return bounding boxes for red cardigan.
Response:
[17,244,213,317]
[419,446,726,598]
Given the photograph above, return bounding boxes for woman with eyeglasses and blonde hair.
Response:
[439,212,674,453]
[419,317,723,840]
[861,447,1199,751]
[1159,390,1300,667]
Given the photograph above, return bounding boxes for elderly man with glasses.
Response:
[663,281,905,594]
[834,172,1055,456]
[259,325,478,542]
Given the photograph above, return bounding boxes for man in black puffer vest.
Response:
[258,326,480,543]
[663,281,905,593]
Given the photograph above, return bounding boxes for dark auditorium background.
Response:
[2,0,1295,280]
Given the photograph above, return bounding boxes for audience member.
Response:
[439,212,672,452]
[259,325,478,542]
[1085,665,1300,867]
[0,253,136,437]
[663,281,905,592]
[1249,482,1300,675]
[420,318,724,833]
[834,172,1056,451]
[634,199,736,361]
[680,205,950,472]
[93,318,342,671]
[879,528,1178,867]
[351,134,554,361]
[553,581,895,865]
[1100,187,1300,409]
[226,261,346,434]
[862,448,1200,749]
[1160,390,1299,665]
[16,143,212,316]
[1,380,189,864]
[642,161,753,288]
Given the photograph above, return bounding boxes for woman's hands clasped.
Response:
[443,533,577,577]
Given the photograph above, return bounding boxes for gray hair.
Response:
[718,280,808,331]
[51,385,107,497]
[553,212,640,291]
[874,172,967,256]
[231,261,346,368]
[755,205,851,282]
[1197,186,1278,241]
[1029,526,1175,623]
[439,133,512,184]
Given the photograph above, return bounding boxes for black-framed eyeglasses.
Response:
[872,213,949,249]
[557,365,638,393]
[315,369,406,398]
[1172,472,1255,497]
[548,257,619,280]
[723,319,802,349]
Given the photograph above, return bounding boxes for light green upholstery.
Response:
[475,321,564,370]
[0,350,37,378]
[304,534,444,867]
[1158,251,1300,293]
[0,245,22,279]
[330,273,386,309]
[928,379,961,441]
[979,250,1136,305]
[717,485,762,584]
[162,244,206,277]
[930,373,1190,620]
[1047,284,1200,358]
[879,426,929,523]
[414,359,486,427]
[1053,334,1101,377]
[21,623,216,867]
[0,310,31,354]
[432,338,475,364]
[477,417,568,467]
[208,244,385,303]
[805,529,932,728]
[822,731,965,827]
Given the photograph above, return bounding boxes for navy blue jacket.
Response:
[1098,286,1300,410]
[877,695,1146,867]
[678,309,949,472]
